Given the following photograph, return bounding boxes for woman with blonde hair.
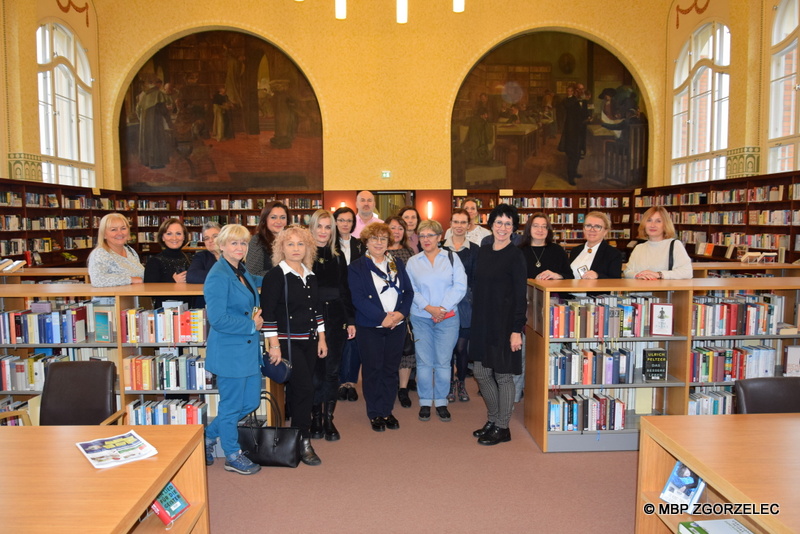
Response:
[261,225,328,465]
[204,224,263,475]
[568,211,622,279]
[623,206,692,280]
[308,210,355,442]
[88,213,144,287]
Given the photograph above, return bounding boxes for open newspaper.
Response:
[75,429,158,468]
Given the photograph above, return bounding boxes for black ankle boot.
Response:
[324,400,340,441]
[300,438,321,465]
[310,404,324,439]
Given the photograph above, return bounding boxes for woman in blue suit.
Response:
[348,222,414,432]
[203,224,264,476]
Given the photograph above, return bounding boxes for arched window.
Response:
[671,22,730,184]
[768,0,800,173]
[37,22,95,186]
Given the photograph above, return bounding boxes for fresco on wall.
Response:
[452,31,647,191]
[119,31,322,192]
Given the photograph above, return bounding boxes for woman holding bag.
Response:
[261,225,327,466]
[203,224,263,475]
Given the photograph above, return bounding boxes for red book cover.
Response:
[150,482,190,525]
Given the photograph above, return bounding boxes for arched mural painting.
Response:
[452,31,647,191]
[120,30,322,192]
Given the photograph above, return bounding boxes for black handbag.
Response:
[261,273,293,383]
[403,321,415,357]
[238,390,301,468]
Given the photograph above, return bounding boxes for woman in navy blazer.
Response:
[348,222,413,432]
[203,224,264,476]
[568,211,622,279]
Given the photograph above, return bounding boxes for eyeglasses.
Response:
[202,234,218,241]
[368,236,389,243]
[336,218,353,224]
[583,224,605,231]
[531,224,548,230]
[493,221,513,228]
[418,233,440,239]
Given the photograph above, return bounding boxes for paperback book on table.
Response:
[75,429,157,469]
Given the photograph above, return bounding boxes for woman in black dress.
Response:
[470,204,527,446]
[520,213,573,281]
[246,201,290,277]
[143,217,191,308]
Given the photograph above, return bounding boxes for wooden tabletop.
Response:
[640,414,800,533]
[0,425,206,533]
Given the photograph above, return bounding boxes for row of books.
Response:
[549,345,667,386]
[687,388,735,415]
[0,395,30,425]
[0,303,96,344]
[120,306,207,344]
[0,348,114,391]
[691,293,786,337]
[690,344,777,382]
[549,294,667,339]
[0,191,23,207]
[126,398,209,426]
[0,238,26,256]
[708,231,790,250]
[548,392,626,431]
[123,349,212,391]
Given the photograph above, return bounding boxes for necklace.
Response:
[531,246,545,268]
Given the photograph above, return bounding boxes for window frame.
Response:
[767,0,800,174]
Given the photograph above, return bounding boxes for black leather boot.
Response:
[310,404,324,439]
[300,438,321,465]
[324,400,341,441]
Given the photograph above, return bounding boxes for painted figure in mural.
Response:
[462,109,493,166]
[136,77,174,169]
[557,84,586,185]
[224,45,245,107]
[270,80,298,149]
[212,86,234,142]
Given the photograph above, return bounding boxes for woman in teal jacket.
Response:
[203,224,264,475]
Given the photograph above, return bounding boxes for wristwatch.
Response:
[657,271,663,279]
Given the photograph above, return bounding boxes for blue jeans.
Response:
[206,373,262,457]
[339,338,361,384]
[411,314,459,407]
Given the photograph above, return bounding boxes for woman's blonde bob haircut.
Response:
[271,225,317,269]
[95,213,131,253]
[216,224,251,249]
[637,206,676,240]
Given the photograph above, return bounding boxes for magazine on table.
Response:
[75,429,158,469]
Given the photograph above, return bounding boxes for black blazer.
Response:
[568,240,622,279]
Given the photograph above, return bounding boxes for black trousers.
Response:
[283,338,317,438]
[313,301,347,404]
[356,325,404,420]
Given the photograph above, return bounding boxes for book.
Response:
[650,303,674,336]
[75,429,157,469]
[660,460,706,507]
[150,481,191,526]
[643,348,668,381]
[678,518,753,534]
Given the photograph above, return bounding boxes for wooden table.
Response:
[636,414,800,533]
[495,123,539,169]
[0,425,209,533]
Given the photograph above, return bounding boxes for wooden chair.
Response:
[734,376,800,414]
[38,361,126,425]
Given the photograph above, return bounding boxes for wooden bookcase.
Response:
[0,282,284,425]
[525,277,800,453]
[634,171,800,263]
[0,178,322,266]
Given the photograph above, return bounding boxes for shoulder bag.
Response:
[238,390,301,467]
[261,273,293,383]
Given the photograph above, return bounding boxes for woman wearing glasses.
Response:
[187,221,222,307]
[348,223,414,432]
[520,213,573,281]
[568,212,622,279]
[405,220,467,422]
[470,204,527,445]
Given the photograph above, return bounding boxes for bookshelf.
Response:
[0,178,322,266]
[452,189,633,250]
[633,171,800,263]
[525,277,800,452]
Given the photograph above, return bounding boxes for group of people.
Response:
[87,192,691,476]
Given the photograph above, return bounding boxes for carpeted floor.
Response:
[206,378,638,533]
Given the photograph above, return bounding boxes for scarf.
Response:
[365,251,400,295]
